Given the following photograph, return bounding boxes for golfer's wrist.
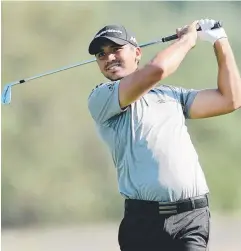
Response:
[179,34,196,50]
[213,38,232,65]
[213,37,229,48]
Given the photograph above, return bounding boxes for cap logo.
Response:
[95,29,123,38]
[130,36,137,44]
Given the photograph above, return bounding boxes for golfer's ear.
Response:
[136,47,142,61]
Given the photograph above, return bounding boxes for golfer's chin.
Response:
[105,69,127,81]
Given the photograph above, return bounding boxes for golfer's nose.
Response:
[106,52,116,61]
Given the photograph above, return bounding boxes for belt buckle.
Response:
[158,202,177,215]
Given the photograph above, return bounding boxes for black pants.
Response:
[118,196,211,251]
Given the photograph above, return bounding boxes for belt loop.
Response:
[205,194,209,206]
[125,200,128,210]
[190,198,195,209]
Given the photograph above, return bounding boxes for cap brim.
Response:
[88,36,129,55]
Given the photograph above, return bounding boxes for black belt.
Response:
[125,194,209,216]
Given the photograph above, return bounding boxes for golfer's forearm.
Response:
[150,35,193,79]
[214,39,241,109]
[119,35,193,108]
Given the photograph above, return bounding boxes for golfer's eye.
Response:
[112,47,121,52]
[96,52,105,59]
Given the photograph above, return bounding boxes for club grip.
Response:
[162,21,222,42]
[197,21,222,31]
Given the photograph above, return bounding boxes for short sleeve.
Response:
[177,86,199,118]
[157,85,199,119]
[88,80,127,124]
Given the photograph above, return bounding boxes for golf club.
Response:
[1,21,222,105]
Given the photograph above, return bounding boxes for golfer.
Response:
[87,19,241,251]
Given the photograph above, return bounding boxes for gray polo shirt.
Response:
[88,80,209,202]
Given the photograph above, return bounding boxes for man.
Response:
[87,19,241,251]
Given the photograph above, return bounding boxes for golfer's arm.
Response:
[119,35,194,108]
[189,39,241,119]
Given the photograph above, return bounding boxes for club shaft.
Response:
[8,40,163,86]
[4,21,222,87]
[139,39,163,48]
[19,58,97,84]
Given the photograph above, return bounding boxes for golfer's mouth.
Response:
[106,62,121,71]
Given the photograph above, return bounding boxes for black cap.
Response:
[88,25,138,55]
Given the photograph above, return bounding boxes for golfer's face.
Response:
[95,42,141,81]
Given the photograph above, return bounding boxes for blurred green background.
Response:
[1,1,241,231]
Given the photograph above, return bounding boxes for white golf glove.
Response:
[198,19,227,45]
